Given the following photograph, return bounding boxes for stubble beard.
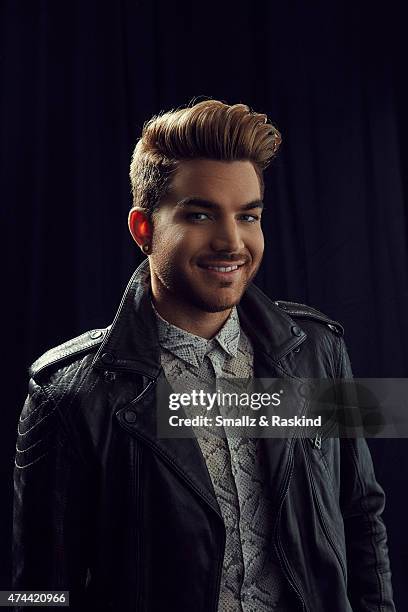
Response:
[152,257,262,314]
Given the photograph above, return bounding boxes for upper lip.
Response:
[197,261,246,267]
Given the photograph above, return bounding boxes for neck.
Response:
[150,284,231,340]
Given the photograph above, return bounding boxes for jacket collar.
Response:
[91,259,307,377]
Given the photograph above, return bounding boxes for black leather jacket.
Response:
[13,260,395,611]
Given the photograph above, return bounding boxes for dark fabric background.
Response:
[1,0,407,607]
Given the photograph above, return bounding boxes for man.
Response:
[13,99,395,611]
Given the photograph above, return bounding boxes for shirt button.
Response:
[291,325,302,337]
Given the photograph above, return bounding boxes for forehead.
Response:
[166,159,261,204]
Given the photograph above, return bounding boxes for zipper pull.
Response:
[311,432,322,449]
[104,370,116,383]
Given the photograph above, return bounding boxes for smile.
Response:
[198,261,245,270]
[197,262,245,277]
[205,265,239,272]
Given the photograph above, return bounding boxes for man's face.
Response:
[149,159,264,313]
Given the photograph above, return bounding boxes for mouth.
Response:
[196,261,246,278]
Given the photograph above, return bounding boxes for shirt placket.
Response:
[197,349,244,612]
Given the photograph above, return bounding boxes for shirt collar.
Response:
[152,303,241,368]
[214,306,240,358]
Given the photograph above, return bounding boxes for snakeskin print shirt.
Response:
[152,302,289,612]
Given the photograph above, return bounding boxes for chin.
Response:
[190,291,243,313]
[200,303,237,313]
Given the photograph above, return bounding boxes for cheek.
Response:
[152,225,184,253]
[247,228,264,258]
[154,222,209,253]
[152,226,203,270]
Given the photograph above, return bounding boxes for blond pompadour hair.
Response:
[129,99,281,215]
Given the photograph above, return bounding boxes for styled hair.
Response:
[129,99,281,215]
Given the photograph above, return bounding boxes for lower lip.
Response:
[198,265,244,279]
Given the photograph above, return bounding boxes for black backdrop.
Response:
[1,0,408,607]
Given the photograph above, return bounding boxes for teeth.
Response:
[206,265,239,272]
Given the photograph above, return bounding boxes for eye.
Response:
[186,212,211,221]
[239,214,260,223]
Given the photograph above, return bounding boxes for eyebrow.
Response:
[176,197,264,211]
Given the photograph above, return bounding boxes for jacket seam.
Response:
[134,439,143,609]
[69,371,100,423]
[17,401,56,437]
[15,386,57,469]
[39,359,94,469]
[337,335,386,611]
[14,450,49,469]
[30,335,103,376]
[19,396,48,421]
[347,438,386,612]
[335,336,344,379]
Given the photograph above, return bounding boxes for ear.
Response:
[128,207,153,252]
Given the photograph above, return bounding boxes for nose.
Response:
[210,218,245,253]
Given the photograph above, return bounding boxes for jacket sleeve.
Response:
[337,337,396,612]
[13,376,92,611]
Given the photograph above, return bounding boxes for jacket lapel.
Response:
[115,371,223,518]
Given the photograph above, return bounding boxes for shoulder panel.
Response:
[29,328,109,379]
[15,379,57,469]
[273,300,344,336]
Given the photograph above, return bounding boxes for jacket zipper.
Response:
[274,440,307,612]
[121,378,223,516]
[301,438,347,582]
[134,440,143,611]
[120,377,227,611]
